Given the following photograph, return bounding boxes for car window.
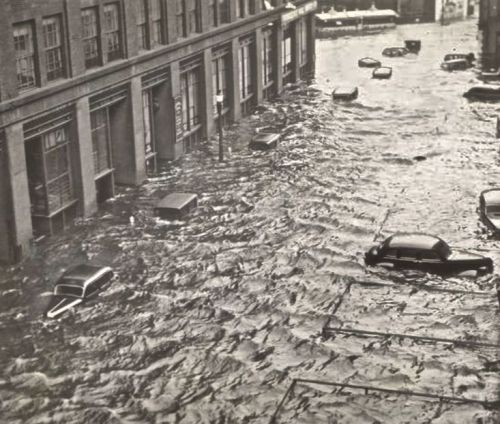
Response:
[486,205,500,213]
[398,249,418,260]
[419,251,441,261]
[55,285,84,298]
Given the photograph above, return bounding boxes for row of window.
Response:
[12,0,282,93]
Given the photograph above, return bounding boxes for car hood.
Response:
[448,250,488,261]
[45,295,82,319]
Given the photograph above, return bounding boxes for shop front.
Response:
[142,68,170,174]
[24,113,77,238]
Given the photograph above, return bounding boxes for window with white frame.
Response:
[137,0,148,50]
[43,15,65,81]
[81,8,100,68]
[103,3,122,62]
[13,22,37,90]
[150,0,164,46]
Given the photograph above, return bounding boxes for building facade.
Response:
[0,0,317,264]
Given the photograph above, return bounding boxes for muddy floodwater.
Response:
[1,20,500,424]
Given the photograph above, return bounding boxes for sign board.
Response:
[281,0,318,25]
[173,95,184,143]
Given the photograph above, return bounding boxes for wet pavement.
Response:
[1,19,500,424]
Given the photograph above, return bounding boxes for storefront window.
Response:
[212,48,230,115]
[262,29,274,87]
[299,18,308,66]
[239,41,253,99]
[180,68,200,132]
[282,27,293,78]
[26,127,74,216]
[90,109,112,175]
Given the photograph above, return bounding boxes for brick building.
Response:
[0,0,318,264]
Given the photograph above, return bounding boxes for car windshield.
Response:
[55,284,84,298]
[435,240,451,259]
[486,205,500,213]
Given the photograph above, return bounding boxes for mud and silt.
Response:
[1,20,500,423]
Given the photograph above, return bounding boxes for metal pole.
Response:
[217,103,223,161]
[216,91,224,162]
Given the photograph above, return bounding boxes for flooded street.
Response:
[1,19,500,423]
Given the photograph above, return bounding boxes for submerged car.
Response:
[332,86,358,101]
[441,58,470,71]
[443,53,475,64]
[382,47,409,57]
[463,85,500,101]
[479,189,500,234]
[45,264,114,318]
[365,233,493,275]
[372,66,392,79]
[358,57,381,68]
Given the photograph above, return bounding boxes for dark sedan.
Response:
[45,264,114,318]
[479,188,500,234]
[365,233,493,275]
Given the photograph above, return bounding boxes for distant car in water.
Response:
[463,85,500,101]
[479,189,500,235]
[441,58,470,71]
[372,66,392,79]
[332,86,358,101]
[443,53,475,64]
[382,47,409,57]
[249,132,281,150]
[45,264,114,318]
[365,233,493,275]
[358,57,381,68]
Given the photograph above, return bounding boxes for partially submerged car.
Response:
[365,233,493,275]
[479,189,500,235]
[358,57,381,68]
[463,85,500,101]
[249,132,281,150]
[382,47,409,57]
[443,53,475,64]
[372,66,392,79]
[45,264,114,318]
[332,86,358,101]
[441,58,470,71]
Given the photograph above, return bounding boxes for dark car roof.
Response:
[481,189,500,205]
[468,85,500,93]
[385,233,444,250]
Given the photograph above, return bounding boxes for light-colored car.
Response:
[45,264,114,318]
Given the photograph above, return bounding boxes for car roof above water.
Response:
[59,264,112,287]
[384,233,443,250]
